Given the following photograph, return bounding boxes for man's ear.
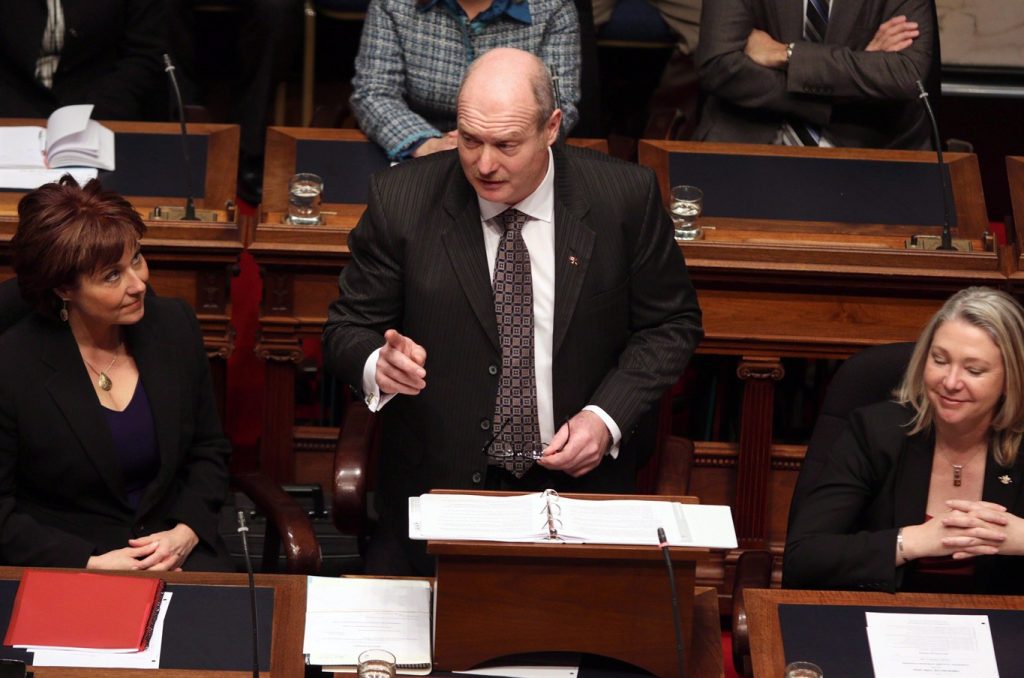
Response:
[545,109,562,146]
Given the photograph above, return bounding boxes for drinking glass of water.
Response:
[784,660,824,678]
[287,172,323,225]
[670,185,703,241]
[357,649,397,678]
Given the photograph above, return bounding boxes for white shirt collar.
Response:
[477,148,555,225]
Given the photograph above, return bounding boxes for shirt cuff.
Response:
[582,405,621,460]
[362,347,395,411]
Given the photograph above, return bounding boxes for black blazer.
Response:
[0,0,166,119]
[324,144,703,519]
[784,400,1024,594]
[695,0,937,150]
[0,295,231,569]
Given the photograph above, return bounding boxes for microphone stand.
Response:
[237,511,260,678]
[658,528,686,678]
[916,79,953,251]
[162,53,198,221]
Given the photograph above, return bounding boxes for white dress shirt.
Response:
[361,149,621,454]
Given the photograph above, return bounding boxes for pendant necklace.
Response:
[83,351,120,392]
[938,448,984,488]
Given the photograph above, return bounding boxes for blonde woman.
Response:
[785,287,1024,593]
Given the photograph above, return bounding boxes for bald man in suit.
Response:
[695,0,939,150]
[324,48,702,574]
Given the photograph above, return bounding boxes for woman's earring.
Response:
[59,299,69,322]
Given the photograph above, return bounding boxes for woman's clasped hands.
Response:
[86,523,199,572]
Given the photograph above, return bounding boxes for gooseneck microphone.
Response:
[162,53,198,221]
[237,511,260,678]
[658,527,686,678]
[915,79,953,251]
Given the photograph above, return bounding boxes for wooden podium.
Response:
[429,493,707,678]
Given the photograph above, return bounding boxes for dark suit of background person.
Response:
[694,0,938,150]
[323,144,703,572]
[0,294,233,570]
[0,0,166,120]
[784,401,1024,595]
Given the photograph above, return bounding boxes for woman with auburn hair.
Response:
[785,286,1024,593]
[0,175,231,571]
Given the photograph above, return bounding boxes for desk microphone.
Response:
[161,53,198,221]
[237,510,260,678]
[658,527,686,678]
[915,79,954,251]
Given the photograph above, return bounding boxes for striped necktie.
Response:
[786,0,831,146]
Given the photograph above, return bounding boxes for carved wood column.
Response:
[734,357,784,550]
[256,268,303,483]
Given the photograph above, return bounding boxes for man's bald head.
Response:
[458,48,557,129]
[454,48,562,205]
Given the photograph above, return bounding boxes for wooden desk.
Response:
[637,141,1010,598]
[335,584,722,677]
[251,130,608,483]
[0,121,244,415]
[0,566,306,677]
[746,587,1024,678]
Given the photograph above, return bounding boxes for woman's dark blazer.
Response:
[0,295,231,569]
[784,400,1024,594]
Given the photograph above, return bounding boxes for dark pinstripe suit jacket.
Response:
[695,0,937,150]
[323,144,703,522]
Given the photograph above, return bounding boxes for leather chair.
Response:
[0,278,321,574]
[730,341,915,675]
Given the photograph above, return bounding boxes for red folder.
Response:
[4,570,164,651]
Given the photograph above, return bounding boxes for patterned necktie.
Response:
[491,208,542,478]
[785,0,830,146]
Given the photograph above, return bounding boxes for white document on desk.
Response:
[304,576,432,675]
[865,612,999,678]
[27,591,172,669]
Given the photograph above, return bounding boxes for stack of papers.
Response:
[22,592,172,670]
[4,570,171,670]
[303,577,432,674]
[865,612,999,678]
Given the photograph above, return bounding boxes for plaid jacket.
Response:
[351,0,581,159]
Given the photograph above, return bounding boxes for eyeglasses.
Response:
[480,418,569,463]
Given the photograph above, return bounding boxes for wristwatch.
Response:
[786,42,795,63]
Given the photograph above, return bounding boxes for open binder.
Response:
[409,489,737,548]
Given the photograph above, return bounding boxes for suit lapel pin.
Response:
[568,255,579,266]
[999,474,1012,485]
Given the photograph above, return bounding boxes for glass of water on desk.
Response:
[785,660,824,677]
[670,185,703,242]
[357,649,397,678]
[287,172,323,225]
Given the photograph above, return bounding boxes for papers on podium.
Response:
[0,104,115,171]
[865,612,999,678]
[303,577,433,675]
[408,491,738,548]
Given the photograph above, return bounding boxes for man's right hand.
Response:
[376,329,427,396]
[866,15,919,53]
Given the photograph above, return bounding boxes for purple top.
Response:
[103,380,159,510]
